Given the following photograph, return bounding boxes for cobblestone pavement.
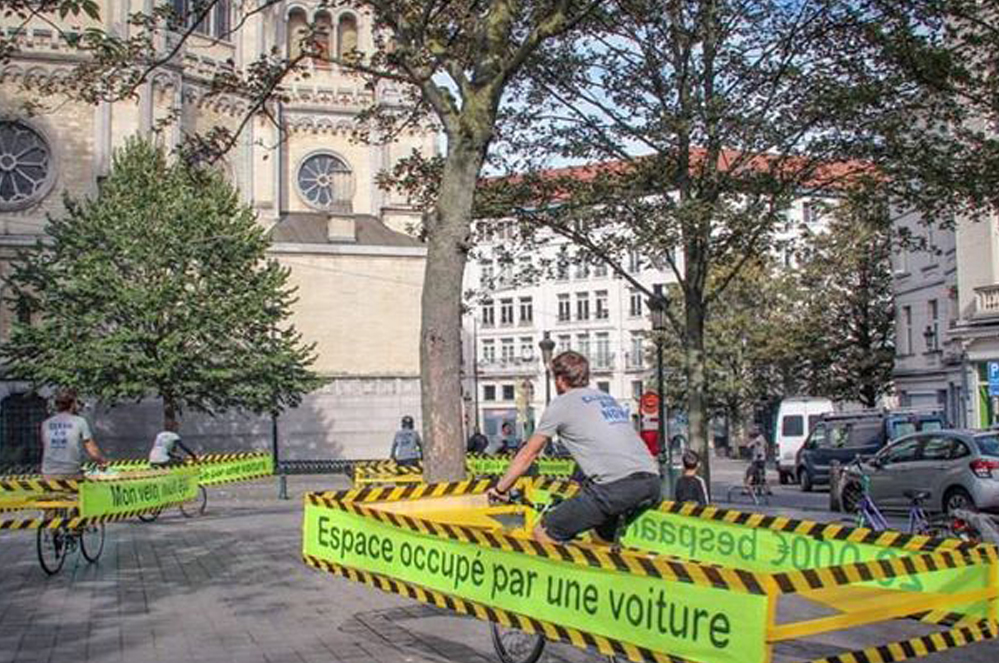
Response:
[1,472,996,663]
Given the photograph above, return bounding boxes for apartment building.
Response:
[462,194,829,442]
[893,209,999,429]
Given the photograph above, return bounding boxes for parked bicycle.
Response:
[840,457,949,536]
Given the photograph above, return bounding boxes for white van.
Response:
[775,397,834,484]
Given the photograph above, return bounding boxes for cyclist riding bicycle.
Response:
[743,426,768,492]
[487,351,662,545]
[148,420,196,467]
[41,388,108,479]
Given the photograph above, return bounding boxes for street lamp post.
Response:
[648,287,670,497]
[539,332,556,405]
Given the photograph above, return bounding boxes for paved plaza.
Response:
[1,466,997,663]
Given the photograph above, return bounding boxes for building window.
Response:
[501,338,515,363]
[597,381,610,394]
[629,334,644,369]
[576,292,590,321]
[902,306,912,355]
[483,385,496,401]
[213,0,231,40]
[337,13,359,57]
[481,300,495,327]
[296,152,354,212]
[502,384,515,401]
[519,337,533,360]
[314,11,332,64]
[481,340,495,363]
[556,255,569,281]
[595,333,611,368]
[557,334,571,352]
[286,8,308,59]
[575,258,589,280]
[628,249,642,273]
[631,380,644,401]
[629,289,643,318]
[0,121,53,211]
[480,260,494,287]
[927,299,939,351]
[595,290,609,320]
[576,333,590,359]
[500,298,515,326]
[519,297,533,325]
[593,261,608,278]
[557,294,571,322]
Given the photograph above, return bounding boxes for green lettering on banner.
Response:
[465,457,576,477]
[197,456,273,486]
[623,509,993,619]
[80,467,200,517]
[303,503,767,663]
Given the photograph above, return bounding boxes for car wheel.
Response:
[800,468,813,493]
[944,487,976,513]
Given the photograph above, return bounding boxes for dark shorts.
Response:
[395,457,421,467]
[541,472,662,542]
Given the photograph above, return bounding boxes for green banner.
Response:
[198,455,273,486]
[623,509,993,617]
[465,456,576,477]
[80,467,199,517]
[304,503,768,663]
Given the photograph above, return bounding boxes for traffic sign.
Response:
[640,391,659,415]
[989,361,999,397]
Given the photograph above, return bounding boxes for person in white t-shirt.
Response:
[41,388,108,478]
[148,420,195,466]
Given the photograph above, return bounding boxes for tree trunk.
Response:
[684,293,711,495]
[421,132,490,482]
[163,397,179,430]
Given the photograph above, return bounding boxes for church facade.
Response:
[0,1,432,462]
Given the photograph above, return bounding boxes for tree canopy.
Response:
[2,138,320,425]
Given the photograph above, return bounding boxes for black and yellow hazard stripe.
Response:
[321,477,497,504]
[770,546,998,595]
[806,619,996,663]
[303,553,686,663]
[0,499,188,530]
[658,501,975,555]
[0,478,79,493]
[307,491,769,595]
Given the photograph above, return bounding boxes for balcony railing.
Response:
[624,352,647,371]
[591,352,615,371]
[975,284,999,317]
[478,357,537,374]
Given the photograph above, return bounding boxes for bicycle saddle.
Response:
[904,490,932,503]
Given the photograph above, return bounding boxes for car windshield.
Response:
[974,435,999,457]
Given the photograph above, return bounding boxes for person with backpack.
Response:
[674,450,709,505]
[390,415,423,466]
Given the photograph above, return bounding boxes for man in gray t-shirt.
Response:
[487,351,661,544]
[41,388,108,478]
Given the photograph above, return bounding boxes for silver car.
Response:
[841,430,999,513]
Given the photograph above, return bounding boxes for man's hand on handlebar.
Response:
[486,487,511,504]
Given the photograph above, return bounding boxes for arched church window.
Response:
[296,152,354,213]
[315,10,332,66]
[0,120,54,211]
[337,14,359,58]
[213,0,232,40]
[287,8,308,60]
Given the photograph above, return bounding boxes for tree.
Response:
[492,0,909,485]
[1,138,319,427]
[795,190,895,407]
[1,0,602,481]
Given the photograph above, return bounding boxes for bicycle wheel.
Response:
[180,486,207,518]
[80,523,105,562]
[137,508,161,523]
[37,527,67,576]
[490,623,546,663]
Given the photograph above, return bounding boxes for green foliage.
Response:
[2,138,320,419]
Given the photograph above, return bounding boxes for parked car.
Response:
[774,397,834,485]
[840,430,999,513]
[796,408,946,492]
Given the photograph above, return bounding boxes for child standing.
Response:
[674,450,709,505]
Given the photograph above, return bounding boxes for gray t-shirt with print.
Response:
[535,387,658,484]
[41,412,93,476]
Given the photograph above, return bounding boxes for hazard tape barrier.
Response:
[0,452,272,494]
[349,455,577,486]
[301,479,999,663]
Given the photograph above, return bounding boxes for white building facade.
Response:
[463,195,829,443]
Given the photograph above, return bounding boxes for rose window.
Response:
[0,121,52,209]
[297,153,353,212]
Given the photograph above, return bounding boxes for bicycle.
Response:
[487,488,636,663]
[36,516,105,575]
[137,459,207,522]
[840,457,947,536]
[726,461,771,506]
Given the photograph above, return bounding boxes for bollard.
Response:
[278,473,289,500]
[829,459,841,512]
